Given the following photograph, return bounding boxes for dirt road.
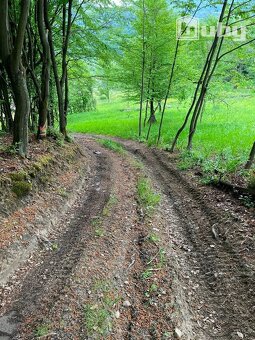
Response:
[0,135,254,339]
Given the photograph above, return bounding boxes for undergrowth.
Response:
[97,138,126,155]
[137,177,160,216]
[179,149,252,185]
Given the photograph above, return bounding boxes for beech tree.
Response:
[0,0,31,156]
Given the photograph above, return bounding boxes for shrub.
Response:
[12,181,32,197]
[10,171,28,181]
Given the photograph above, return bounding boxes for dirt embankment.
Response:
[0,135,254,340]
[0,137,90,288]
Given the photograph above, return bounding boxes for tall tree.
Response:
[0,0,31,156]
[37,0,51,139]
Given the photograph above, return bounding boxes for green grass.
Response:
[35,324,49,337]
[68,94,255,167]
[137,177,161,215]
[97,138,126,155]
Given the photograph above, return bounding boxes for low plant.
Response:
[12,181,32,197]
[239,195,254,208]
[97,139,126,155]
[102,194,118,217]
[141,268,153,280]
[34,324,49,337]
[145,283,158,298]
[84,281,120,337]
[10,171,28,182]
[147,233,160,243]
[137,177,160,215]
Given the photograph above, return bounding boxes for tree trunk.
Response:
[245,142,255,170]
[0,66,13,132]
[148,99,156,124]
[138,0,146,138]
[170,0,229,152]
[11,67,30,156]
[0,0,31,156]
[37,0,51,139]
[44,0,73,138]
[44,0,65,136]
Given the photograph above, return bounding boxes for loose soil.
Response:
[0,135,254,340]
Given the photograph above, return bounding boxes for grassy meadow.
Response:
[69,93,254,162]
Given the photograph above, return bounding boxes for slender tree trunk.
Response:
[64,72,69,120]
[170,0,229,152]
[45,0,73,138]
[37,0,51,139]
[245,142,255,170]
[148,99,156,124]
[60,0,73,137]
[0,66,13,132]
[138,0,146,138]
[187,0,233,150]
[157,40,180,145]
[143,99,149,127]
[146,98,156,141]
[44,0,65,136]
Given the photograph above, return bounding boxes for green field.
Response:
[68,94,255,164]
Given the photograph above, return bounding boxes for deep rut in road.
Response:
[117,138,255,339]
[0,140,112,339]
[0,135,254,340]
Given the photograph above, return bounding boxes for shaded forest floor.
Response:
[0,135,254,339]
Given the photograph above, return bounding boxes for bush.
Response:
[10,171,28,181]
[12,181,32,197]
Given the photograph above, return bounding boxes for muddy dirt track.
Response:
[0,135,254,340]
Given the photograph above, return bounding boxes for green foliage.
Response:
[10,171,28,182]
[141,268,154,280]
[239,195,255,209]
[12,181,32,198]
[84,280,119,337]
[33,155,53,171]
[145,283,158,298]
[97,139,126,155]
[84,304,112,337]
[34,324,49,337]
[0,143,20,155]
[147,233,160,243]
[102,194,118,217]
[179,148,248,184]
[137,177,160,214]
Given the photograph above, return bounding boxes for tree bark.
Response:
[0,0,31,156]
[44,0,73,138]
[0,66,13,132]
[37,0,51,139]
[44,0,65,136]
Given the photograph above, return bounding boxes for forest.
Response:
[0,0,254,172]
[0,0,255,339]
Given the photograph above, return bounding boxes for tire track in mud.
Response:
[1,136,254,339]
[0,142,112,339]
[117,139,255,339]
